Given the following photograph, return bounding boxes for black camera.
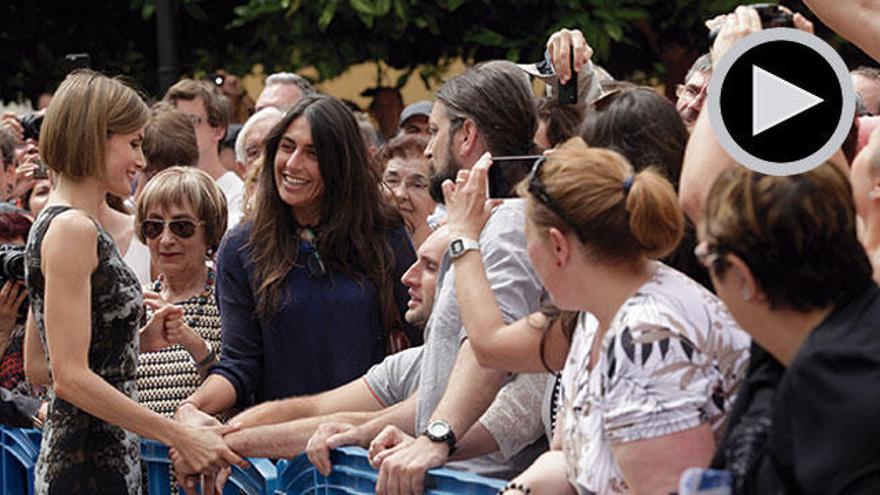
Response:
[0,245,25,285]
[708,4,795,44]
[20,113,43,142]
[0,245,27,322]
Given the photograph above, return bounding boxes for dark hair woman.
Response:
[176,94,419,424]
[581,86,709,289]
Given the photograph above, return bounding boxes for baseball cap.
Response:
[399,101,433,127]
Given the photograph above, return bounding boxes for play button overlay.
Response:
[752,65,823,136]
[707,28,855,176]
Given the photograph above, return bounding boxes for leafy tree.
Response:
[0,0,871,105]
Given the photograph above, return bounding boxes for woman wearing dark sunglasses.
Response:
[23,71,244,495]
[174,94,419,473]
[442,139,750,495]
[134,166,228,419]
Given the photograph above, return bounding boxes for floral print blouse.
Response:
[560,263,751,494]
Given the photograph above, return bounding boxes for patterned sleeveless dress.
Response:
[26,205,144,495]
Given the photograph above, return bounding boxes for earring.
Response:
[741,286,752,301]
[206,247,214,259]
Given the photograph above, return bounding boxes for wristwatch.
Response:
[449,237,480,259]
[423,419,457,455]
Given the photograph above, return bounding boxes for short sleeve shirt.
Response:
[560,264,751,494]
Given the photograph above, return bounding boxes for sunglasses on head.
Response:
[527,156,587,242]
[140,219,204,240]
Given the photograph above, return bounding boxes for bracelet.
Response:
[498,482,531,494]
[194,350,217,368]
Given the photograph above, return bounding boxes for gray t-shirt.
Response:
[364,346,423,407]
[416,199,546,476]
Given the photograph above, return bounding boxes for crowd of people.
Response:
[1,1,880,494]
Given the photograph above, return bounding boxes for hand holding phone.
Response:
[442,152,503,240]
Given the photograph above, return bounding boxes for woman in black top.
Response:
[700,162,880,493]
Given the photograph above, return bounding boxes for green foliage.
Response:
[0,0,867,103]
[227,0,660,86]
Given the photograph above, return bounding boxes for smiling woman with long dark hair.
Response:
[177,94,420,425]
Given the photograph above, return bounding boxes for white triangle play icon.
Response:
[752,65,824,136]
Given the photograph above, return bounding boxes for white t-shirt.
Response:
[215,171,244,231]
[560,263,751,494]
[122,235,151,286]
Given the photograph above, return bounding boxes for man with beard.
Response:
[302,60,550,493]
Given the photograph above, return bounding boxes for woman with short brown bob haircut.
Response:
[135,166,228,417]
[701,163,880,493]
[443,138,750,494]
[24,70,243,495]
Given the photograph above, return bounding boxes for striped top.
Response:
[137,277,221,417]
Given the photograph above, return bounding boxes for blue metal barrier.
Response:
[141,439,278,495]
[1,429,503,494]
[274,446,507,495]
[0,427,41,495]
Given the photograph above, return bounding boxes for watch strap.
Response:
[449,237,480,259]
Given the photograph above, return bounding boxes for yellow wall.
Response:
[243,58,545,111]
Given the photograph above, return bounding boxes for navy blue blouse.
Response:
[210,222,421,408]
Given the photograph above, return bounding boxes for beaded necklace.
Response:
[150,266,215,328]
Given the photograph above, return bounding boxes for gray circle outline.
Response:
[706,28,855,176]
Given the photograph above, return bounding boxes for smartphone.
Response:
[557,46,578,105]
[488,155,542,198]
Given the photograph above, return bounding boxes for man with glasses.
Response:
[675,53,712,131]
[164,79,244,230]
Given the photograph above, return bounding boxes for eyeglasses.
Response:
[527,156,587,242]
[383,176,429,192]
[675,84,701,100]
[694,241,728,271]
[140,219,204,240]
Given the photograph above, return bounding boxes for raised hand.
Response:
[546,28,593,84]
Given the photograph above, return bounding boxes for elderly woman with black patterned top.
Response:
[135,166,228,417]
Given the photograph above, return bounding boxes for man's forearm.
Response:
[230,377,384,429]
[803,0,880,62]
[230,397,315,429]
[354,393,419,443]
[428,342,507,443]
[225,410,376,458]
[679,100,733,224]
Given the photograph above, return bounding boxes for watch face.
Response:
[428,421,449,438]
[450,239,463,256]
